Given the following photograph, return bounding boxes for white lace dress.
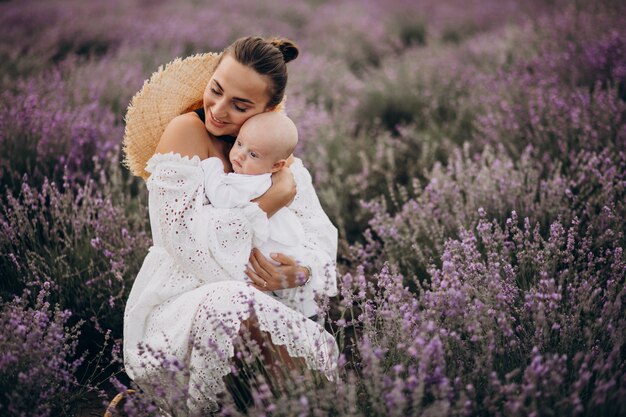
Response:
[123,153,339,414]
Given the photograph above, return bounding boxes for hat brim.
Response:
[122,52,221,180]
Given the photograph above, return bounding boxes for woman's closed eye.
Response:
[211,86,247,112]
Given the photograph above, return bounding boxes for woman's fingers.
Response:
[269,252,297,267]
[249,250,297,289]
[248,249,280,290]
[249,249,273,279]
[246,266,270,291]
[265,251,298,289]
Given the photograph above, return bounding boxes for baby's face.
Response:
[229,131,280,175]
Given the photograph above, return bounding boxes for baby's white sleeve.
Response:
[201,157,240,208]
[201,157,271,246]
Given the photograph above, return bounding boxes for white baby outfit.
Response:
[123,153,338,415]
[201,156,317,317]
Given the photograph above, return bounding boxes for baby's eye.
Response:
[236,141,242,147]
[250,151,258,158]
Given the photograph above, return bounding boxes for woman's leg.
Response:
[237,313,306,382]
[223,313,306,410]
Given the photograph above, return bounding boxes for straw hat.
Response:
[122,51,286,180]
[122,52,222,180]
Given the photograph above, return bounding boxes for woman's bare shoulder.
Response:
[155,112,210,159]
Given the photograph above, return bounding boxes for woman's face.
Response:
[203,55,271,137]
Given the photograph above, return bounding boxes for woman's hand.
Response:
[253,167,296,218]
[246,248,309,291]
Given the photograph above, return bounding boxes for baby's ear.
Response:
[271,159,286,173]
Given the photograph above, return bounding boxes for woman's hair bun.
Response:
[270,38,299,63]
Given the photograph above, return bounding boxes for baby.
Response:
[201,112,313,315]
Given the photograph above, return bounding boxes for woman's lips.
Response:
[208,110,228,128]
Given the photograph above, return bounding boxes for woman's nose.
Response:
[212,97,228,118]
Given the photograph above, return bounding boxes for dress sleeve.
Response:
[289,160,339,298]
[145,153,269,281]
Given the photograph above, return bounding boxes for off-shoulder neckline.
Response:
[149,152,203,164]
[147,152,305,175]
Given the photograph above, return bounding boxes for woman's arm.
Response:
[253,167,297,217]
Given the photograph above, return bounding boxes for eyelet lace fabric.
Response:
[123,153,339,414]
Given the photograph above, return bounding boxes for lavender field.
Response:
[1,0,625,415]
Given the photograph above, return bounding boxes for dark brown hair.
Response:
[220,36,299,109]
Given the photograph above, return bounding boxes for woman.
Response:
[123,37,338,414]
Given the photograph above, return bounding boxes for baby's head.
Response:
[229,112,298,175]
